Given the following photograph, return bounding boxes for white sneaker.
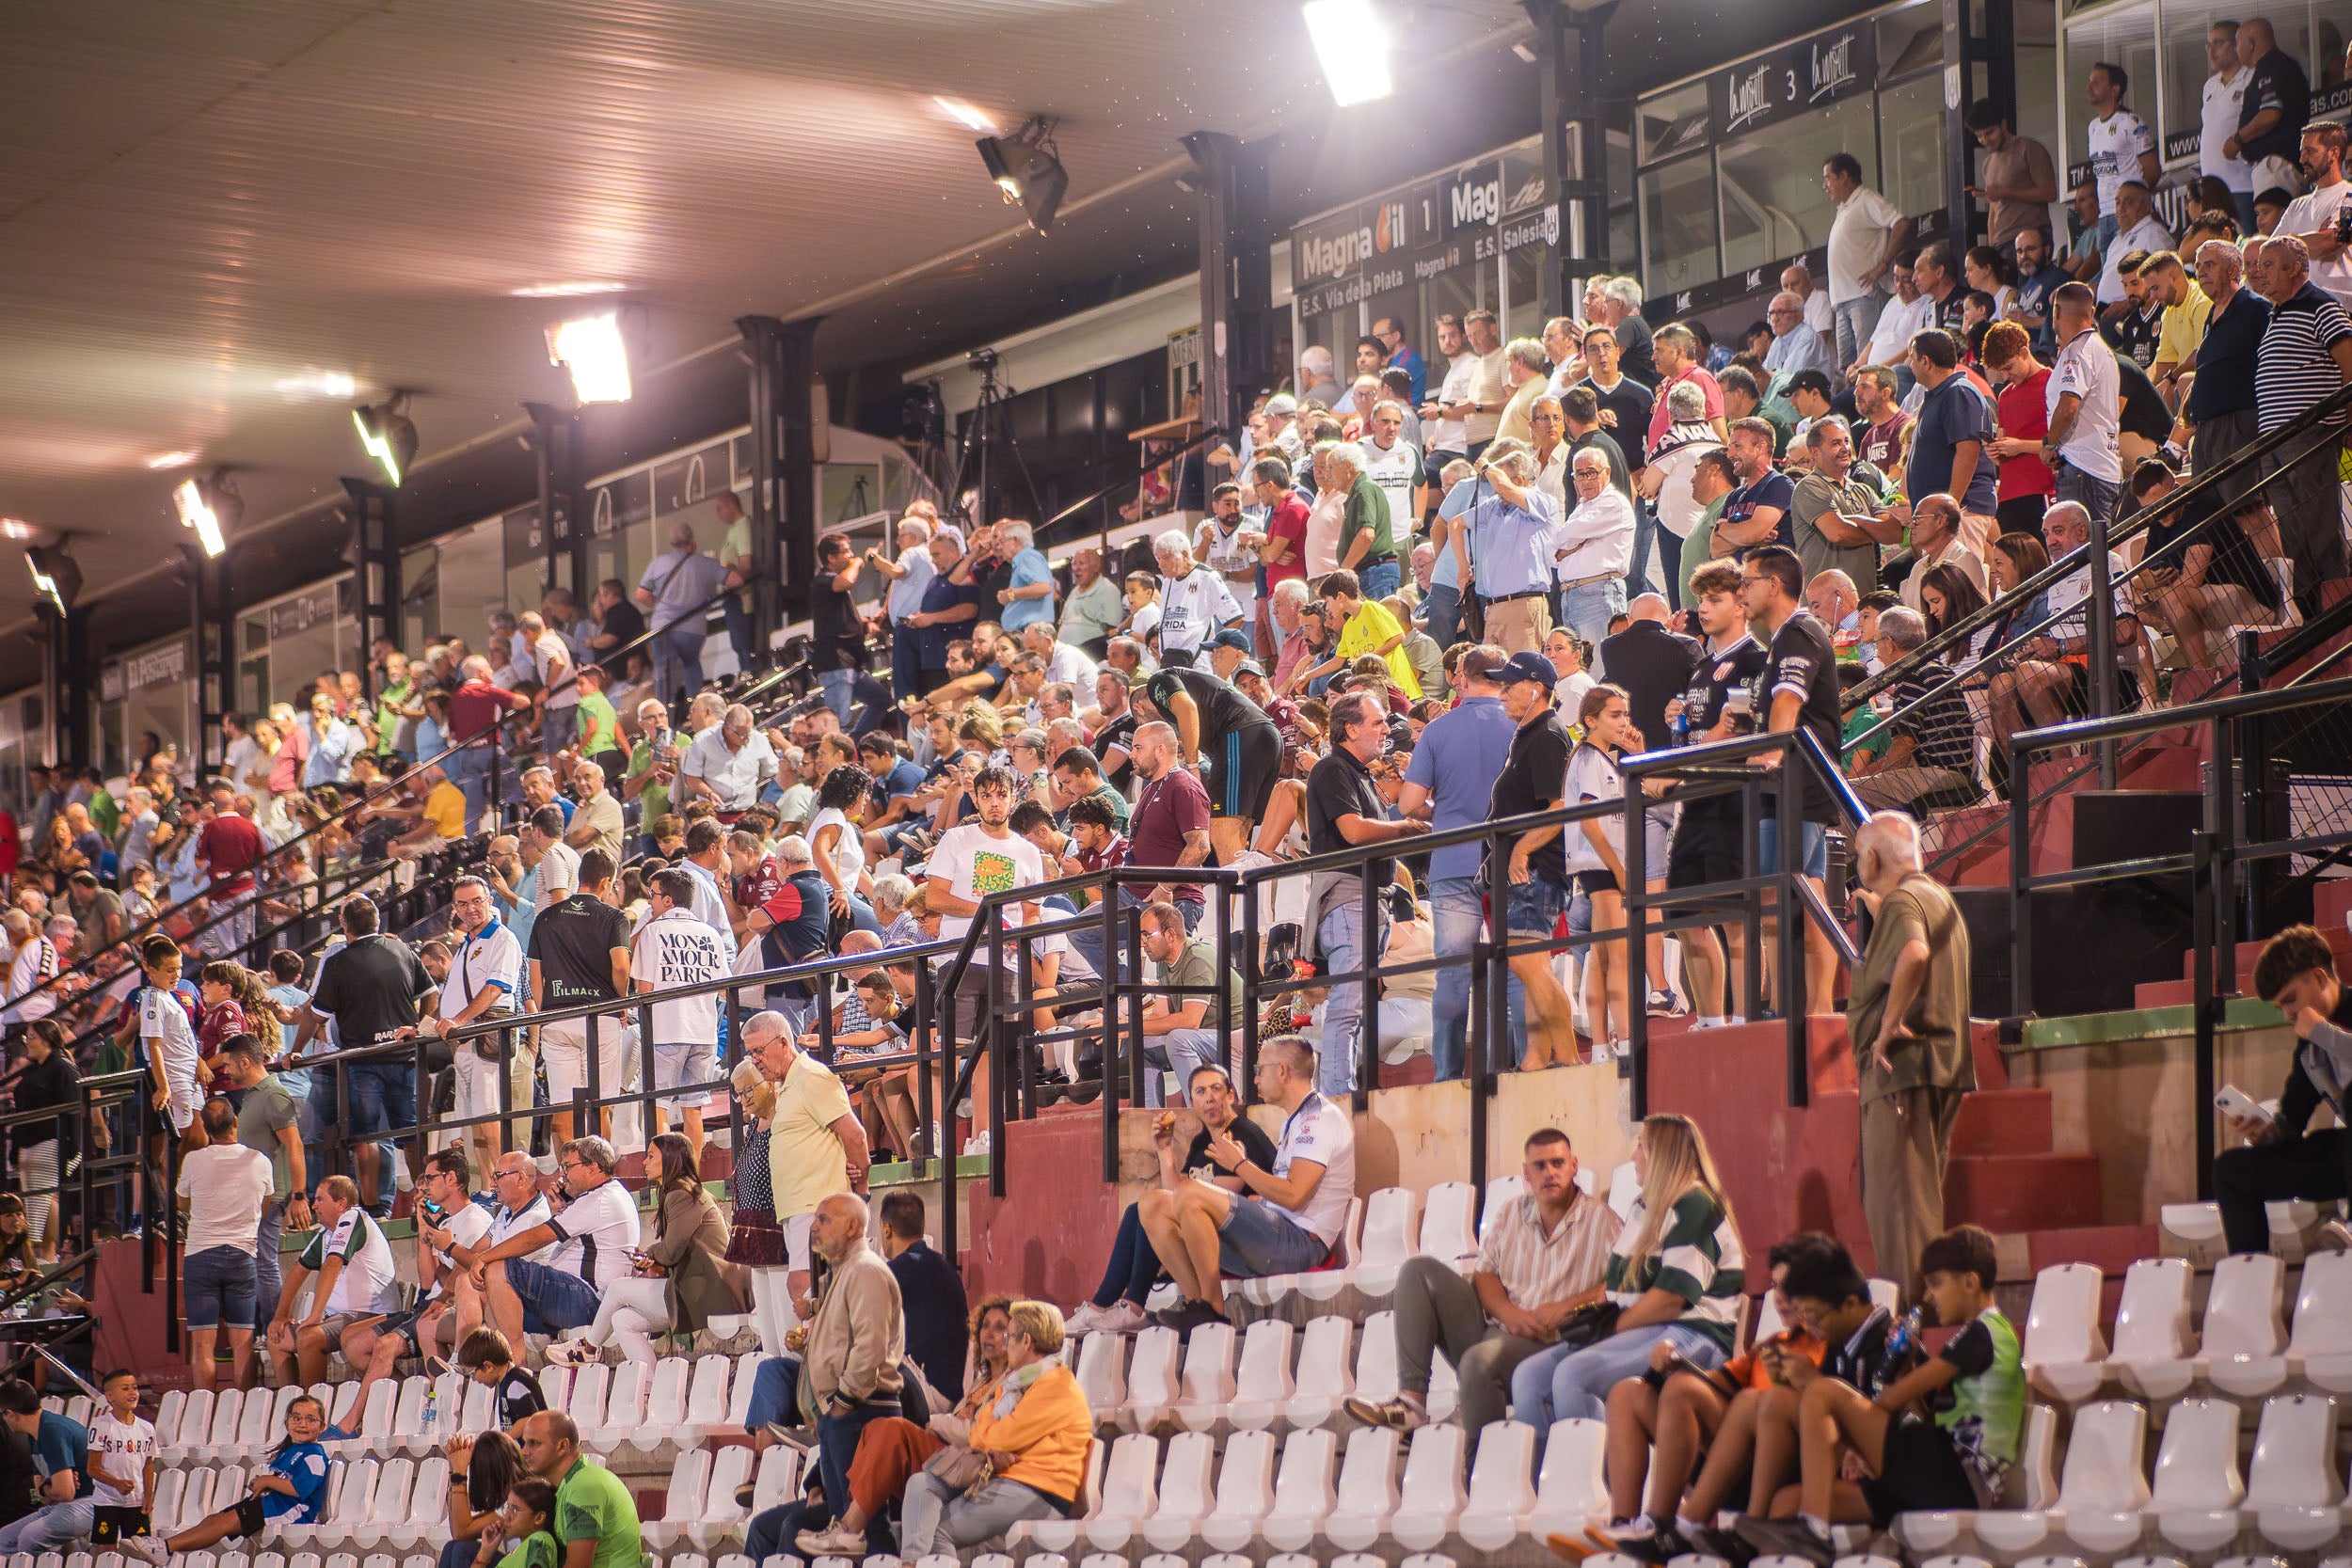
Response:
[1093,1298,1149,1333]
[2319,1218,2352,1254]
[962,1129,993,1157]
[1064,1301,1111,1333]
[126,1538,167,1568]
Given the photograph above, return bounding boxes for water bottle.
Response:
[422,1384,439,1435]
[1669,698,1691,748]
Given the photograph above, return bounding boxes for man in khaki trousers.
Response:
[1847,811,1975,1304]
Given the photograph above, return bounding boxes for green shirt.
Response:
[497,1535,561,1568]
[1934,1306,2026,1488]
[627,741,671,825]
[1337,471,1393,569]
[553,1456,642,1568]
[373,678,414,756]
[1151,936,1243,1022]
[1086,783,1129,831]
[577,691,623,757]
[1681,495,1731,610]
[1602,1189,1748,1350]
[235,1072,301,1197]
[87,789,119,839]
[1847,872,1976,1106]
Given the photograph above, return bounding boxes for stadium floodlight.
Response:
[352,394,420,486]
[1304,0,1394,106]
[173,470,241,558]
[25,546,80,613]
[976,118,1070,234]
[548,312,633,404]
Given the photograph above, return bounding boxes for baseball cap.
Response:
[1263,393,1298,416]
[1498,652,1555,689]
[1786,369,1834,403]
[1211,627,1253,652]
[932,526,965,551]
[1234,659,1265,678]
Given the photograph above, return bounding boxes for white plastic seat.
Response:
[1280,1315,1356,1429]
[2215,1248,2352,1398]
[1222,1319,1296,1431]
[203,1386,247,1459]
[1257,1427,1341,1551]
[1012,1438,1105,1553]
[2106,1258,2197,1401]
[1340,1186,1422,1301]
[149,1470,187,1537]
[587,1360,649,1448]
[1417,1182,1475,1266]
[1348,1311,1402,1406]
[164,1388,215,1462]
[2134,1253,2284,1402]
[692,1444,757,1547]
[319,1459,379,1550]
[353,1456,415,1550]
[1752,1290,1788,1347]
[749,1443,801,1517]
[1168,1319,1239,1432]
[385,1378,431,1457]
[1527,1418,1610,1540]
[1319,1425,1403,1552]
[1607,1162,1638,1218]
[562,1362,610,1430]
[395,1457,448,1550]
[323,1554,358,1568]
[1195,1428,1279,1552]
[682,1354,734,1439]
[1082,1433,1163,1551]
[2148,1396,2247,1555]
[2244,1392,2344,1551]
[1239,1196,1365,1308]
[2011,1400,2151,1555]
[1479,1176,1527,1241]
[150,1386,186,1453]
[631,1355,692,1451]
[1139,1431,1217,1550]
[1384,1421,1470,1552]
[535,1363,573,1419]
[2022,1263,2108,1404]
[1893,1402,2058,1554]
[1451,1419,1540,1552]
[645,1447,712,1551]
[1120,1326,1183,1433]
[1073,1330,1127,1418]
[724,1353,761,1433]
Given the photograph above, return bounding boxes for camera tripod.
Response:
[946,347,1048,532]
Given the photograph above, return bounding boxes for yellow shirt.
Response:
[2155,282,2211,371]
[769,1051,853,1219]
[422,781,468,839]
[1335,601,1422,698]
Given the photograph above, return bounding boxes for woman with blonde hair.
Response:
[1514,1113,1745,1431]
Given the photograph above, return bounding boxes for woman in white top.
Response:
[1562,683,1635,1057]
[807,763,879,934]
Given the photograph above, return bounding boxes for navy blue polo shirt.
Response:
[2186,287,2270,422]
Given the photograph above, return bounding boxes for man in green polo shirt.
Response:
[521,1411,641,1568]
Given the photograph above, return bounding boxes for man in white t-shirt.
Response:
[406,876,527,1174]
[178,1098,274,1390]
[1359,400,1425,542]
[2084,61,2158,245]
[1136,1034,1357,1331]
[525,806,580,913]
[1195,483,1263,634]
[341,1146,493,1405]
[267,1173,398,1386]
[631,864,728,1160]
[519,610,579,755]
[1822,152,1912,371]
[2280,121,2352,306]
[461,1133,642,1347]
[2200,20,2255,226]
[2044,283,2125,524]
[1420,313,1479,465]
[1152,529,1242,667]
[924,766,1044,1154]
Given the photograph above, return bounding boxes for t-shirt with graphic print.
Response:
[1928,1306,2026,1494]
[926,822,1045,967]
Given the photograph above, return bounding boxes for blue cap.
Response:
[1212,627,1253,652]
[1498,651,1555,689]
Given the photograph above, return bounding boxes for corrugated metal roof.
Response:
[0,0,1515,626]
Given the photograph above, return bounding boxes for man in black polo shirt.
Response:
[1304,689,1428,1097]
[293,896,437,1219]
[1487,652,1581,1069]
[1665,560,1772,1027]
[1595,593,1699,1017]
[2182,240,2271,536]
[528,847,634,1146]
[1139,663,1283,865]
[1737,545,1844,1018]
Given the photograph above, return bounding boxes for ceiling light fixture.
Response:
[352,393,420,486]
[0,519,34,543]
[173,470,241,559]
[547,312,633,404]
[976,117,1069,235]
[277,370,358,399]
[511,281,629,298]
[1304,0,1394,106]
[144,450,199,471]
[25,546,81,614]
[933,96,999,133]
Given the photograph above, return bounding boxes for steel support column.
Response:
[342,478,401,702]
[1527,0,1615,317]
[739,314,822,657]
[1182,132,1275,440]
[525,401,587,607]
[40,605,88,769]
[186,546,233,774]
[1945,0,2016,251]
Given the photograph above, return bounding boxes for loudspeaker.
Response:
[1950,879,2194,1018]
[2071,790,2202,870]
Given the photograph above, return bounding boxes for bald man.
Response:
[1593,594,1698,1014]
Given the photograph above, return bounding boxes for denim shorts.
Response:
[183,1243,258,1330]
[1505,875,1571,938]
[1756,817,1828,880]
[1217,1195,1331,1277]
[506,1259,601,1333]
[344,1062,417,1140]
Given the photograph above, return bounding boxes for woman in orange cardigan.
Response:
[896,1300,1094,1556]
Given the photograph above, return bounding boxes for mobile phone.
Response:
[2215,1085,2272,1124]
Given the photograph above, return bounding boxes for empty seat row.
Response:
[644,1444,797,1550]
[1898,1392,2351,1560]
[1073,1310,1458,1434]
[2023,1252,2352,1405]
[172,1454,455,1552]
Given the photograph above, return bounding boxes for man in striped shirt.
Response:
[2250,233,2352,606]
[1345,1129,1620,1448]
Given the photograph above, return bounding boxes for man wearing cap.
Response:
[1139,661,1283,867]
[1488,650,1581,1069]
[1456,442,1562,656]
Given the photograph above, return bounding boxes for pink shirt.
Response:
[1646,367,1724,457]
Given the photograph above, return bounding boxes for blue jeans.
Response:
[818,667,855,722]
[1626,502,1659,599]
[889,621,925,704]
[1428,876,1525,1082]
[1359,559,1401,602]
[1142,1028,1225,1106]
[504,1259,600,1333]
[1513,1323,1728,1430]
[724,591,756,670]
[1315,897,1390,1096]
[746,1355,799,1433]
[447,747,492,830]
[1834,294,1883,370]
[1422,582,1465,652]
[0,1501,95,1554]
[542,703,577,757]
[1092,1203,1163,1307]
[345,1062,416,1142]
[653,621,707,703]
[256,1196,285,1324]
[818,1403,895,1527]
[1557,578,1627,648]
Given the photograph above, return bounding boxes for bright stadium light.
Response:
[548,312,633,404]
[25,546,80,614]
[173,471,241,558]
[976,118,1069,234]
[352,394,420,486]
[1304,0,1394,106]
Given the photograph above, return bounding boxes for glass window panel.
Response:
[269,617,341,713]
[2296,0,2351,86]
[1639,80,1710,165]
[1879,77,1948,220]
[1879,0,1944,79]
[2061,6,2158,173]
[1718,97,1879,277]
[2165,0,2252,156]
[435,519,509,656]
[1609,207,1639,278]
[1643,152,1722,295]
[402,545,438,654]
[1504,243,1547,342]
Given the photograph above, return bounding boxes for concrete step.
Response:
[1949,1087,2054,1158]
[2179,925,2352,984]
[1945,1149,2104,1234]
[2313,874,2352,931]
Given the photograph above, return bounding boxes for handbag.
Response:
[1550,1299,1621,1351]
[921,1442,993,1494]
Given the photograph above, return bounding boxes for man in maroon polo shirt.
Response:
[445,654,530,828]
[195,784,265,959]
